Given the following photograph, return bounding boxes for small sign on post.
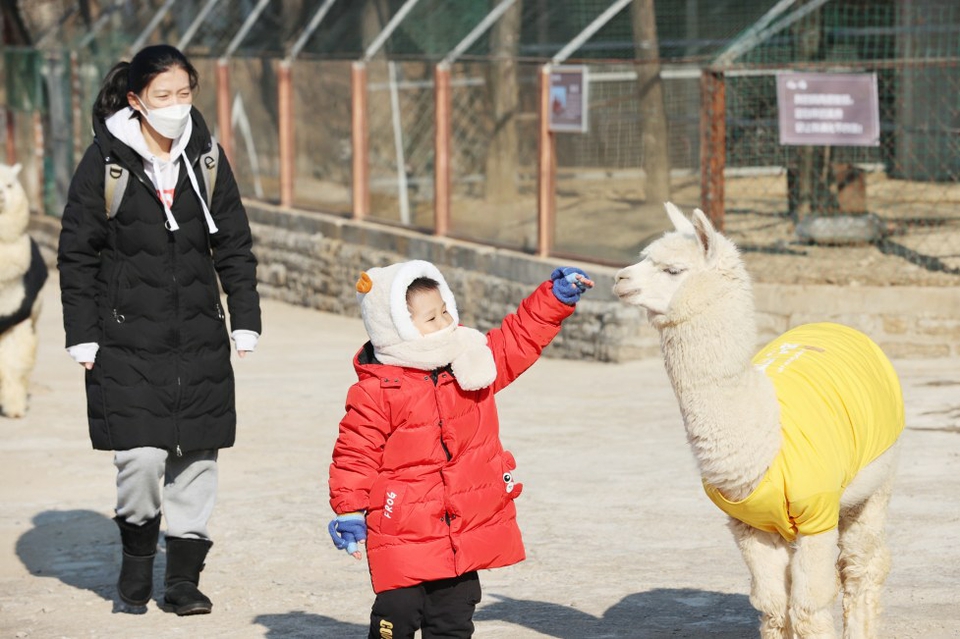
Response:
[776,72,879,147]
[549,66,589,133]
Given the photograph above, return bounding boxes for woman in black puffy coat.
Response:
[57,44,261,616]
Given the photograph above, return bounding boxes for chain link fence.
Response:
[3,0,959,282]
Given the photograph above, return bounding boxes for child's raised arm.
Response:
[485,266,594,392]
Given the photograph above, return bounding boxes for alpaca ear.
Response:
[11,163,22,176]
[691,208,718,258]
[664,201,695,235]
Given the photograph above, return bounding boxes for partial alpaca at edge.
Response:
[0,163,48,418]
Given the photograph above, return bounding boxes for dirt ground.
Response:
[1,275,959,638]
[359,170,960,288]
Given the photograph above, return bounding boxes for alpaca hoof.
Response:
[1,405,27,419]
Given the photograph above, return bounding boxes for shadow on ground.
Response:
[15,508,165,613]
[254,611,365,638]
[475,588,759,639]
[252,588,758,639]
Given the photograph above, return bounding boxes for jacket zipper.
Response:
[115,160,185,455]
[170,226,183,457]
[436,375,455,529]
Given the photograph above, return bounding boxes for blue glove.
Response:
[550,267,591,305]
[328,512,367,556]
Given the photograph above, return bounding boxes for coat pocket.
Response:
[108,262,128,324]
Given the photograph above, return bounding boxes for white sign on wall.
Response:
[549,66,589,133]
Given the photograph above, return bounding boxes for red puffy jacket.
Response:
[329,281,574,593]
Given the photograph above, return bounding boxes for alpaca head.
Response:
[613,202,749,329]
[0,163,28,243]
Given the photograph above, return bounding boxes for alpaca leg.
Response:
[0,321,37,418]
[838,478,894,639]
[731,520,792,639]
[790,529,840,639]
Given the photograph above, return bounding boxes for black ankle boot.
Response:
[115,513,161,606]
[163,537,213,615]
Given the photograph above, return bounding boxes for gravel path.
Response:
[2,276,958,638]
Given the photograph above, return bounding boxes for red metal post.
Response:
[33,111,44,215]
[216,59,234,163]
[278,60,294,208]
[536,65,556,258]
[700,69,726,231]
[4,109,14,165]
[351,61,369,220]
[70,51,82,163]
[433,63,451,236]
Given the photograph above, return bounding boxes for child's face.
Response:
[408,288,453,335]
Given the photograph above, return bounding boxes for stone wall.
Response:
[30,202,960,361]
[243,203,659,363]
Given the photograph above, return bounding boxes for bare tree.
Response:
[1,0,34,45]
[630,0,671,203]
[787,0,836,222]
[362,0,391,50]
[483,0,522,204]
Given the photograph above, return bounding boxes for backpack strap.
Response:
[104,160,129,220]
[102,137,217,221]
[199,137,219,210]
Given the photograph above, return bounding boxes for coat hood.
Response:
[100,106,217,234]
[356,260,497,390]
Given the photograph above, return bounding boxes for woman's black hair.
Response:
[92,44,200,120]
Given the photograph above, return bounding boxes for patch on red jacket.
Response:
[380,484,406,535]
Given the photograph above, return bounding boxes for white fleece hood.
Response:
[357,260,497,391]
[105,107,217,234]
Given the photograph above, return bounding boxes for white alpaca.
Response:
[0,163,45,418]
[613,203,904,639]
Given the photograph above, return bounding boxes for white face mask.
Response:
[137,96,191,140]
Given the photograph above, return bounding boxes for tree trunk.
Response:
[631,0,671,203]
[361,0,391,52]
[484,0,522,204]
[788,1,836,222]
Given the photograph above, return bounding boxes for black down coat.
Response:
[57,108,261,454]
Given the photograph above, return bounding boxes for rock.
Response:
[795,213,886,245]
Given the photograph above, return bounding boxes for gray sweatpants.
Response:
[114,447,218,540]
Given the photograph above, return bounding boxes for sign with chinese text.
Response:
[777,73,879,146]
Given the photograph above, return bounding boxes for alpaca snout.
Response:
[612,270,639,301]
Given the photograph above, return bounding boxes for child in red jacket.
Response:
[328,259,592,639]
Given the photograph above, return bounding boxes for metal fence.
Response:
[2,0,959,280]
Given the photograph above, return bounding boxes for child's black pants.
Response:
[368,571,481,639]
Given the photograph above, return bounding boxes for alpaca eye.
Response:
[503,473,512,483]
[665,267,684,275]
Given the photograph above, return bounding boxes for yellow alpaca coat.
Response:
[703,323,904,541]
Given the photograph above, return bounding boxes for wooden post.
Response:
[351,61,369,220]
[216,59,234,163]
[278,60,294,208]
[433,63,451,236]
[536,65,555,258]
[699,69,726,231]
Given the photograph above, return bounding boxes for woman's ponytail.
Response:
[92,62,131,120]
